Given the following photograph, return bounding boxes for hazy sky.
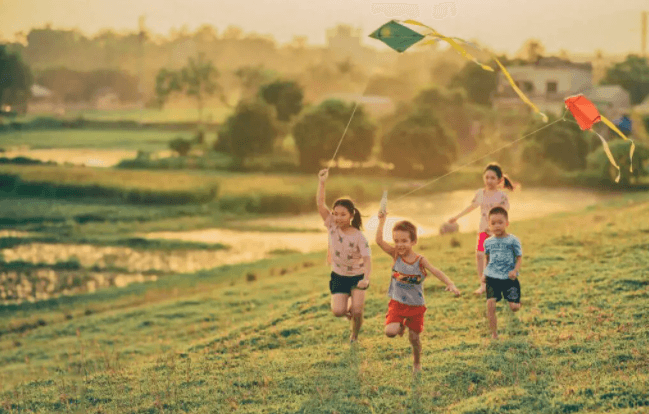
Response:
[1,0,647,55]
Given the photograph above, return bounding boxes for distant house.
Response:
[492,57,628,120]
[93,87,121,110]
[582,85,630,121]
[27,84,65,115]
[636,94,649,114]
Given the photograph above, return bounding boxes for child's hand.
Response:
[356,278,370,290]
[318,169,329,182]
[448,217,457,224]
[446,284,461,296]
[377,210,387,221]
[508,270,518,280]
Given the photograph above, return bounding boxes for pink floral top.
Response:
[471,188,510,234]
[324,215,371,276]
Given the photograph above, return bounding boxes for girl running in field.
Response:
[447,162,514,295]
[376,210,460,373]
[317,169,371,343]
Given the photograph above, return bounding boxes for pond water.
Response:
[143,187,615,262]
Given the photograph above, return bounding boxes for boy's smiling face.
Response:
[488,213,508,236]
[393,230,416,255]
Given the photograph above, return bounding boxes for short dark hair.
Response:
[393,220,417,242]
[488,206,508,220]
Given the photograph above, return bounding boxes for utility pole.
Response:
[138,15,147,125]
[642,11,647,58]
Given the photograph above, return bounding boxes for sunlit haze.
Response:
[1,0,648,55]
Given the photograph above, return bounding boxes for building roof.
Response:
[583,85,629,102]
[30,84,53,98]
[507,57,592,71]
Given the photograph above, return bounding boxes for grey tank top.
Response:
[387,255,427,306]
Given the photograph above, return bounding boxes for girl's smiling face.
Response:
[393,230,416,255]
[332,205,352,228]
[483,169,500,190]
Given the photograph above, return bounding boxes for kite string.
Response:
[327,99,362,170]
[392,110,568,202]
[326,69,380,171]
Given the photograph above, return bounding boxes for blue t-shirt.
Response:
[483,234,522,280]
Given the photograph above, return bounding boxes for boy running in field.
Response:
[483,206,523,340]
[376,210,460,373]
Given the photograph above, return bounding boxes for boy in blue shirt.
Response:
[482,206,523,340]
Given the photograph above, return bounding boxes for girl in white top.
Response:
[447,163,513,295]
[317,169,372,343]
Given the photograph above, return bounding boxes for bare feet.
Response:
[491,333,499,340]
[413,363,421,374]
[474,284,486,296]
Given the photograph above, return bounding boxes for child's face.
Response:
[483,170,500,189]
[333,205,352,227]
[393,230,416,255]
[488,213,508,235]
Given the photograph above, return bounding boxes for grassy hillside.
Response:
[0,194,648,413]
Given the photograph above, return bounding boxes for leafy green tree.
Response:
[522,113,592,171]
[217,100,278,167]
[259,80,304,122]
[169,137,192,156]
[155,53,221,125]
[292,100,375,172]
[450,61,497,106]
[0,45,33,114]
[602,55,649,105]
[587,140,649,185]
[381,108,457,177]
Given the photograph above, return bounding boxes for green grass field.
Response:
[0,193,647,413]
[0,130,197,152]
[9,107,233,125]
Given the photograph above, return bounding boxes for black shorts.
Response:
[486,276,521,303]
[329,272,365,295]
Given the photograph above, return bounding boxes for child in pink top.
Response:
[447,163,513,295]
[317,169,371,343]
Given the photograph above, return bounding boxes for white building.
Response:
[492,57,629,120]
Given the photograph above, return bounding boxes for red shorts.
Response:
[385,299,427,333]
[476,231,490,252]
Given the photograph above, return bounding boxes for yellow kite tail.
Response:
[593,130,621,183]
[601,115,635,173]
[404,20,494,72]
[404,19,548,123]
[492,57,548,123]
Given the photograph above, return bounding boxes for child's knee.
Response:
[331,308,347,317]
[509,302,521,312]
[408,330,420,343]
[351,309,363,319]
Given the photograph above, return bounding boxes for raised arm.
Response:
[375,211,396,257]
[421,257,461,296]
[316,169,330,221]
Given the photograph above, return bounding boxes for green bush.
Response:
[586,139,649,184]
